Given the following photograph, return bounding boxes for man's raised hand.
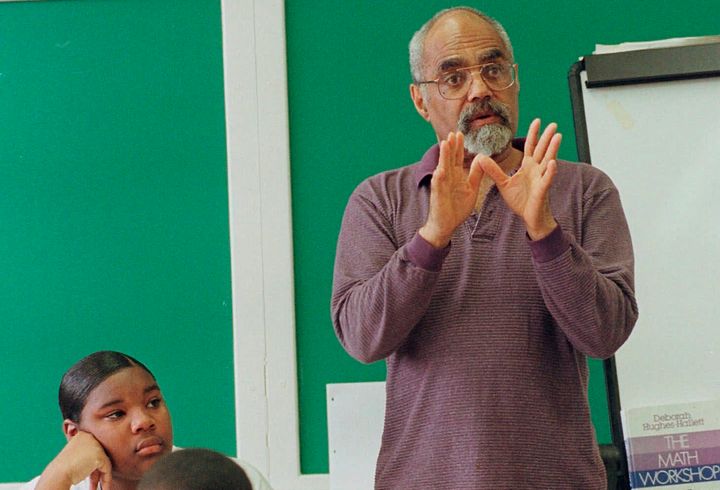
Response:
[479,118,561,240]
[419,132,487,248]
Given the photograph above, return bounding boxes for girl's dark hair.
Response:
[59,351,155,422]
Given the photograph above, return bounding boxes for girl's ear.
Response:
[63,419,79,441]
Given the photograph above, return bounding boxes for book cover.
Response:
[622,398,720,488]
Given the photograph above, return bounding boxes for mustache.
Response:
[457,99,512,133]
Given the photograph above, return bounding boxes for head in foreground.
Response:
[138,448,252,490]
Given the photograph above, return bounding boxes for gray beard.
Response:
[462,123,513,156]
[456,98,513,156]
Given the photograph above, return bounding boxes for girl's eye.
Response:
[106,411,125,420]
[148,397,162,408]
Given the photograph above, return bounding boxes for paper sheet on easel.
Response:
[594,35,720,54]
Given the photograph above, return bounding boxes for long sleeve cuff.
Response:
[404,232,450,272]
[528,225,569,263]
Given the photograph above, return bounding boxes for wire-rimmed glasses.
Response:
[416,62,518,99]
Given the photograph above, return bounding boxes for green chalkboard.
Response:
[286,0,720,474]
[0,0,234,483]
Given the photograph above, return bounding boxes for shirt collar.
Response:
[414,137,527,188]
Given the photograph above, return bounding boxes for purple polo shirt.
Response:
[331,139,637,489]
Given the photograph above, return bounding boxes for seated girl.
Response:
[21,351,272,490]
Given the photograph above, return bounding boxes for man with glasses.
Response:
[331,6,637,489]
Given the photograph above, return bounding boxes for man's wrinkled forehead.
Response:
[436,48,505,74]
[422,12,509,76]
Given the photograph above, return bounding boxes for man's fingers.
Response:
[545,133,562,163]
[447,132,457,165]
[477,155,506,185]
[539,160,558,193]
[438,139,449,168]
[434,139,450,186]
[439,133,461,168]
[524,118,541,156]
[446,131,463,168]
[532,122,558,162]
[456,132,465,165]
[467,154,486,189]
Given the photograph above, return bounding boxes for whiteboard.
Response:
[578,57,720,411]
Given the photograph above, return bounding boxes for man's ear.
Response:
[410,83,431,122]
[63,419,80,441]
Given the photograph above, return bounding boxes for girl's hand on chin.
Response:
[37,431,113,490]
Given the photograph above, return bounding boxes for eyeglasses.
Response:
[416,62,517,100]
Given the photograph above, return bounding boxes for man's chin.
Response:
[464,140,511,158]
[462,124,512,156]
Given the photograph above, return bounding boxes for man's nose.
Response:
[466,70,492,101]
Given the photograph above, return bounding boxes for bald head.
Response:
[409,7,513,83]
